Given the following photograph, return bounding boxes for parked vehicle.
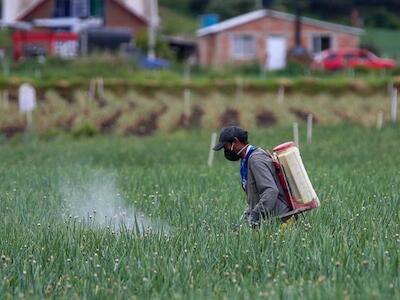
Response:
[312,48,396,71]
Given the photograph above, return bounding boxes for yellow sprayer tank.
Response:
[273,142,320,211]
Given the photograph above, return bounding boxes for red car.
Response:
[312,48,396,71]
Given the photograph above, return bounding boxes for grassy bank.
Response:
[1,53,400,93]
[362,28,400,61]
[0,74,398,93]
[0,89,396,138]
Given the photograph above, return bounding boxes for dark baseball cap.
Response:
[213,126,248,151]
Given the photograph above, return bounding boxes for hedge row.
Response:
[0,75,399,95]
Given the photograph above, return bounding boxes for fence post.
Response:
[97,77,105,99]
[277,86,285,104]
[184,63,191,83]
[293,122,299,148]
[377,111,384,130]
[388,81,394,97]
[2,90,9,109]
[88,79,96,101]
[208,132,218,167]
[18,83,36,130]
[183,88,191,126]
[81,31,88,56]
[307,114,313,144]
[391,88,398,124]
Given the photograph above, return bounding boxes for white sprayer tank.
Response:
[273,142,320,208]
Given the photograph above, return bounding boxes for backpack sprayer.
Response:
[271,142,320,219]
[235,141,319,229]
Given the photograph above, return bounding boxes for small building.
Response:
[165,35,197,62]
[197,9,363,69]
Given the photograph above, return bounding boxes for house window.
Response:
[54,0,71,17]
[54,0,104,18]
[71,0,89,17]
[231,34,257,60]
[312,35,332,54]
[90,0,105,17]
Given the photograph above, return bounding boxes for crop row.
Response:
[0,88,394,138]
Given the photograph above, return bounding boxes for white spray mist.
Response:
[61,171,171,234]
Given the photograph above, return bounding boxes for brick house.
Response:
[14,0,151,35]
[197,9,363,69]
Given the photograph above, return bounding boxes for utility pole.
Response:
[294,2,302,49]
[288,0,307,58]
[147,0,158,61]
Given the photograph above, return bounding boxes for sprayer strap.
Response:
[260,148,294,211]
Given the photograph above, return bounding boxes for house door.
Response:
[266,36,287,71]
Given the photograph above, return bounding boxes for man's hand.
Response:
[248,211,261,228]
[241,208,250,220]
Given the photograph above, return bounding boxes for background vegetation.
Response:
[160,0,400,30]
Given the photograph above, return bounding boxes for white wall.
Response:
[121,0,145,17]
[2,0,20,22]
[2,0,37,22]
[121,0,159,24]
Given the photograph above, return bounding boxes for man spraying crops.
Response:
[213,126,291,228]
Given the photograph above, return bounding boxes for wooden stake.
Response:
[184,55,195,83]
[277,86,285,104]
[2,90,9,109]
[88,79,96,101]
[391,88,398,123]
[208,133,218,167]
[81,31,88,56]
[377,111,384,130]
[97,77,105,99]
[293,122,299,148]
[388,81,394,97]
[307,114,313,144]
[184,64,191,83]
[183,88,191,123]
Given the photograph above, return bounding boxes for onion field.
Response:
[0,125,399,299]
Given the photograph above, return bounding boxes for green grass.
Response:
[0,28,12,51]
[362,28,400,60]
[0,125,399,299]
[159,6,199,36]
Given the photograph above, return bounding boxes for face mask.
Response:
[224,148,241,161]
[224,143,247,162]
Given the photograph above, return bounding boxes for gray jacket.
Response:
[245,148,290,218]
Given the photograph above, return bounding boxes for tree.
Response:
[206,0,255,19]
[364,7,400,29]
[189,0,211,14]
[159,0,189,14]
